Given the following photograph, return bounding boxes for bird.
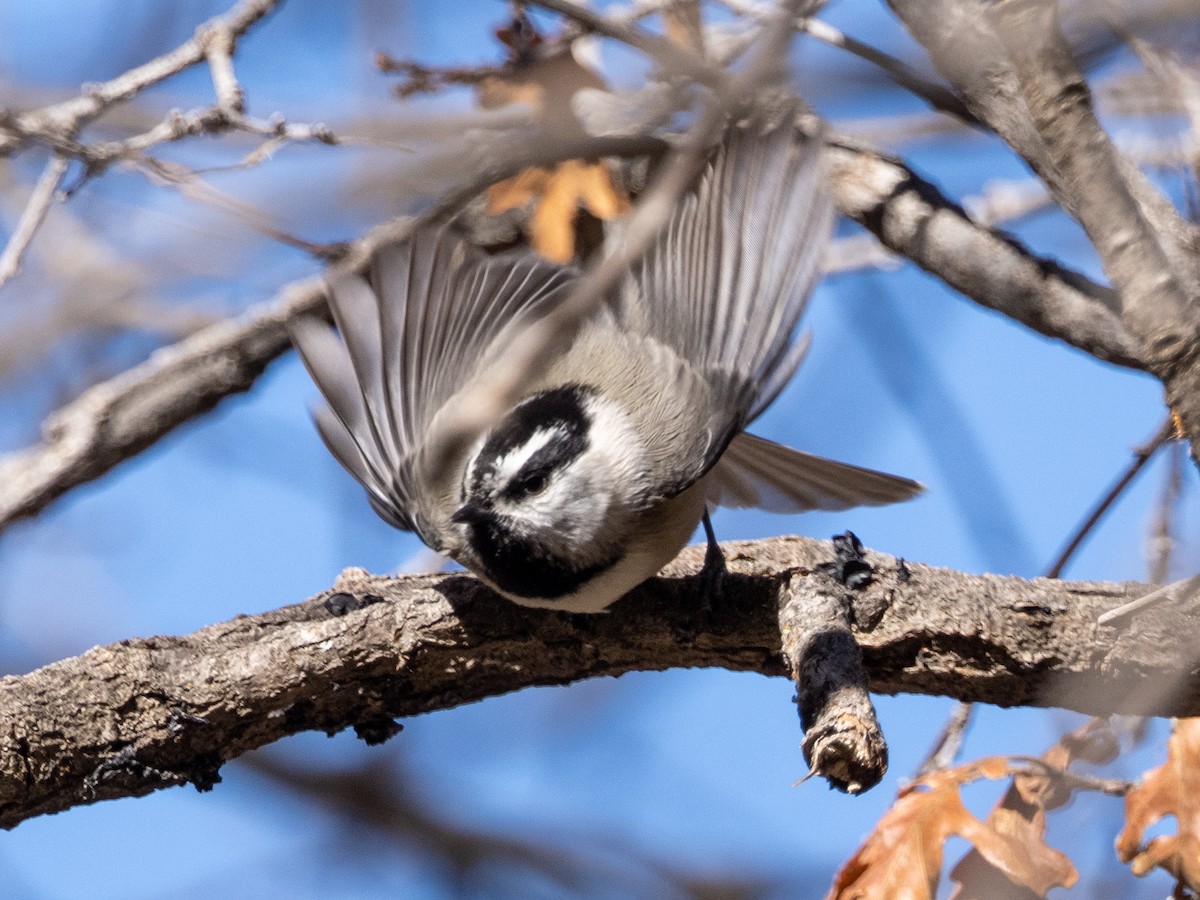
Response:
[289,115,922,613]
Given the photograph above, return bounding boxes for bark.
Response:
[890,0,1200,460]
[826,138,1144,370]
[989,0,1200,465]
[1,534,1192,831]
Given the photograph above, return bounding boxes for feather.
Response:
[709,432,923,513]
[619,113,835,489]
[288,229,576,546]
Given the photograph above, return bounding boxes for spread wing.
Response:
[618,115,834,493]
[709,432,923,513]
[288,229,576,548]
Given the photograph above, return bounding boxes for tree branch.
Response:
[0,0,281,158]
[0,153,69,289]
[885,0,1200,274]
[1,534,1193,831]
[988,0,1200,466]
[826,137,1145,370]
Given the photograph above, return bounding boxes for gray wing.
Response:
[619,115,834,491]
[289,228,576,547]
[709,432,924,513]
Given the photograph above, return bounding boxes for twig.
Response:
[201,23,245,114]
[0,0,280,157]
[375,55,505,98]
[961,177,1053,227]
[1147,439,1186,585]
[1045,415,1177,578]
[130,157,345,261]
[914,701,974,778]
[1097,571,1200,627]
[805,18,975,122]
[0,153,69,289]
[719,0,978,125]
[524,0,719,85]
[1006,756,1133,797]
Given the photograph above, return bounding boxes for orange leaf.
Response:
[830,758,1076,900]
[486,160,628,263]
[476,31,626,263]
[1117,718,1200,890]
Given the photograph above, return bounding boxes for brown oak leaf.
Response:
[950,718,1117,899]
[1117,717,1200,890]
[829,758,1078,900]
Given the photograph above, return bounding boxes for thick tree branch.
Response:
[988,0,1200,464]
[826,138,1145,370]
[2,534,1194,830]
[886,0,1200,280]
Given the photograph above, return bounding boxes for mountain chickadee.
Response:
[290,118,922,613]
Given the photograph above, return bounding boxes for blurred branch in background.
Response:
[242,748,779,898]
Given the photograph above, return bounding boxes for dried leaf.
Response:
[1117,718,1200,890]
[476,27,625,262]
[486,159,628,263]
[830,758,1077,900]
[951,718,1116,899]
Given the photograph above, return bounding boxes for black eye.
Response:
[520,471,549,496]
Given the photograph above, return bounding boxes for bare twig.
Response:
[1097,571,1200,627]
[719,0,978,125]
[130,157,345,261]
[0,0,281,157]
[914,701,974,778]
[375,54,506,98]
[0,154,69,289]
[1147,438,1186,585]
[1045,416,1177,579]
[1009,756,1133,798]
[525,0,719,85]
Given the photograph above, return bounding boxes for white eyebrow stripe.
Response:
[492,426,560,483]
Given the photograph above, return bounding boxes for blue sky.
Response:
[0,1,1196,897]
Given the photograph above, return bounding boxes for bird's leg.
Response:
[698,507,727,604]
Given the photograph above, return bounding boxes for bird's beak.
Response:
[451,502,490,526]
